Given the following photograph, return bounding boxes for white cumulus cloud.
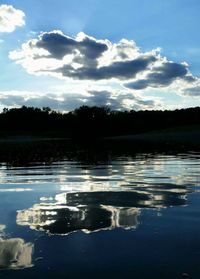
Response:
[0,4,25,33]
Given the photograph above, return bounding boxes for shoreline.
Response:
[0,126,200,149]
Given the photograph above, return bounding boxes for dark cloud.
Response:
[88,91,156,110]
[35,32,77,59]
[34,31,108,68]
[58,55,156,80]
[125,62,192,90]
[0,90,157,111]
[183,86,200,96]
[10,31,198,92]
[88,90,130,110]
[0,94,85,110]
[125,79,149,90]
[0,95,26,106]
[10,32,158,81]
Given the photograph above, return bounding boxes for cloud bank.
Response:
[9,30,200,96]
[0,5,25,33]
[0,90,159,111]
[5,30,200,111]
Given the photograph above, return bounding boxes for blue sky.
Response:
[0,0,200,111]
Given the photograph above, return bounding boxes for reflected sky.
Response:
[14,153,197,235]
[16,183,190,235]
[0,224,33,270]
[17,201,140,235]
[1,152,200,278]
[0,153,199,188]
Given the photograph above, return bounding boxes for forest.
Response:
[0,105,200,138]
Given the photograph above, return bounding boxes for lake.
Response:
[0,149,200,278]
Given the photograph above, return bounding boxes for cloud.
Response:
[9,31,199,94]
[183,85,200,96]
[35,31,108,62]
[87,90,158,110]
[0,5,25,33]
[9,30,200,104]
[9,31,157,81]
[58,55,156,80]
[17,195,140,235]
[0,90,160,111]
[125,61,197,91]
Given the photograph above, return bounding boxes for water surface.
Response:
[0,152,200,278]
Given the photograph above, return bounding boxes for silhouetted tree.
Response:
[0,105,200,138]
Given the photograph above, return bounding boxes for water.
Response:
[1,151,200,278]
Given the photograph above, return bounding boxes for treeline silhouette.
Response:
[0,105,200,138]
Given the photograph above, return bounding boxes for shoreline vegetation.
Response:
[0,105,200,164]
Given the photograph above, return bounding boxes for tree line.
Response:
[0,105,200,138]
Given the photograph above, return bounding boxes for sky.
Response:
[0,0,200,111]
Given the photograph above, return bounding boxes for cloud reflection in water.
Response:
[0,237,33,270]
[17,184,191,235]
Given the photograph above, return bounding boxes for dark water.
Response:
[1,151,200,278]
